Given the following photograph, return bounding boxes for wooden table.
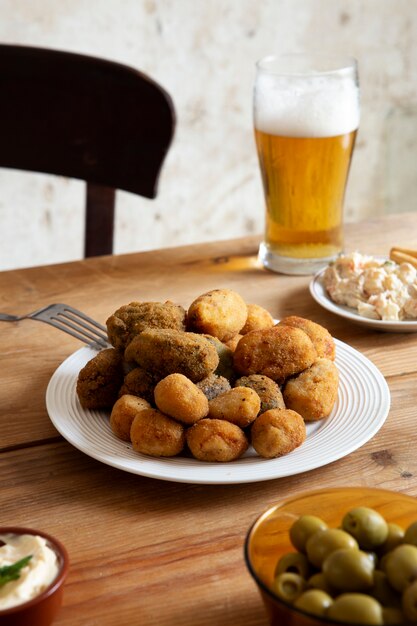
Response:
[1,212,417,626]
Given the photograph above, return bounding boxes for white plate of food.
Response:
[46,339,390,484]
[310,253,417,333]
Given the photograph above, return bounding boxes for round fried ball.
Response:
[110,394,151,441]
[235,374,285,414]
[196,374,231,401]
[187,289,248,342]
[130,408,185,457]
[76,348,124,409]
[208,386,260,428]
[251,408,306,459]
[186,418,248,462]
[241,303,275,334]
[118,367,159,404]
[278,316,335,361]
[125,329,219,382]
[233,325,317,384]
[283,358,339,421]
[154,374,209,424]
[106,300,186,350]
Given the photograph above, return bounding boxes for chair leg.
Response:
[85,183,116,257]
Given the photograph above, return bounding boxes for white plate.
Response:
[310,269,417,333]
[46,341,390,485]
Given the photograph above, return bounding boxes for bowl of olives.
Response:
[244,487,417,625]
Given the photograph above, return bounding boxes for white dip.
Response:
[0,533,59,610]
[323,252,417,321]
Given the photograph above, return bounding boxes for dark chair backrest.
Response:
[0,44,175,257]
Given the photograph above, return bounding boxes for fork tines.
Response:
[44,305,109,349]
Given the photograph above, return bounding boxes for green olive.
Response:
[322,548,374,592]
[289,514,328,553]
[382,607,405,625]
[378,523,405,556]
[326,593,384,625]
[385,544,417,592]
[369,570,401,608]
[274,552,310,579]
[342,507,389,550]
[402,579,417,622]
[404,521,417,547]
[272,572,306,604]
[307,572,336,596]
[306,528,358,569]
[293,589,333,617]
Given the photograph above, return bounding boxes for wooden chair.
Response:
[0,44,175,257]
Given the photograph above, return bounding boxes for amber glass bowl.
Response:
[244,487,417,626]
[0,527,69,626]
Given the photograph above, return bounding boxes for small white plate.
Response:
[46,340,390,485]
[310,269,417,333]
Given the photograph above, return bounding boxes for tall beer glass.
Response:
[254,54,360,275]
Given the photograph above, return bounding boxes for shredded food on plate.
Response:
[323,252,417,321]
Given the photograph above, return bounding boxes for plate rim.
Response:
[310,268,417,332]
[45,338,391,485]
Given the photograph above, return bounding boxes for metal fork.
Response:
[0,303,110,349]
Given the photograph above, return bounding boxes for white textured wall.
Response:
[0,0,416,270]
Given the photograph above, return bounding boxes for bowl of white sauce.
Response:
[0,527,69,626]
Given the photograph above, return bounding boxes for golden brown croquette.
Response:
[278,315,336,360]
[233,325,317,384]
[186,418,248,462]
[110,394,151,441]
[154,374,209,424]
[208,386,260,428]
[251,409,306,459]
[187,289,247,342]
[283,358,339,421]
[130,408,185,457]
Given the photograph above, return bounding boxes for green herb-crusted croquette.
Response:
[106,300,187,350]
[124,328,219,382]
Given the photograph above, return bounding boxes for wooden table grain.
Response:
[1,212,417,626]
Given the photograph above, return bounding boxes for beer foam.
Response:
[254,73,360,137]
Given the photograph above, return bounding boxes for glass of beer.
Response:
[254,54,360,275]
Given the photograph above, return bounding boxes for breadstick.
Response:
[390,249,417,269]
[390,246,417,259]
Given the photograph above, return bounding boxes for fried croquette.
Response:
[196,374,231,401]
[234,374,285,414]
[278,315,336,361]
[233,325,317,384]
[251,409,306,459]
[283,358,339,421]
[125,329,219,382]
[208,386,261,428]
[203,335,235,381]
[110,394,151,441]
[154,374,209,424]
[130,408,185,457]
[224,334,243,352]
[186,418,248,462]
[241,303,275,334]
[118,367,159,404]
[106,301,186,350]
[187,289,248,342]
[76,348,124,409]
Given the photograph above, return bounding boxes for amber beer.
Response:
[254,55,360,274]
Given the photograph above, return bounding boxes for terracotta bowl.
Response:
[244,487,417,626]
[0,527,69,626]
